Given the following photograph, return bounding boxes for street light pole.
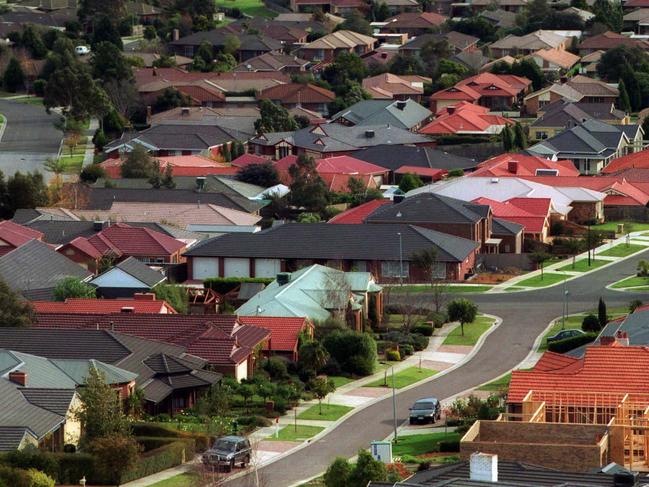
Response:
[562,277,569,330]
[587,222,591,266]
[397,232,403,286]
[392,366,398,443]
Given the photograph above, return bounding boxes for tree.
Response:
[86,436,139,486]
[238,383,255,413]
[80,164,106,183]
[21,25,47,59]
[501,125,514,151]
[298,341,330,376]
[330,80,370,112]
[44,157,66,193]
[582,314,601,332]
[3,58,24,93]
[513,122,527,149]
[192,40,214,72]
[153,284,189,313]
[348,450,387,486]
[322,52,367,87]
[638,259,649,276]
[398,173,423,193]
[564,238,583,268]
[597,45,649,81]
[195,380,234,417]
[598,297,608,328]
[0,279,33,327]
[308,376,335,414]
[121,145,156,179]
[223,34,241,56]
[618,78,632,112]
[162,165,176,189]
[153,87,191,112]
[621,62,642,112]
[411,248,440,287]
[236,163,280,187]
[529,250,550,279]
[91,15,123,49]
[371,2,390,21]
[44,64,111,121]
[254,99,299,133]
[337,10,372,35]
[420,38,452,78]
[324,457,352,487]
[289,155,330,214]
[448,17,497,44]
[53,277,96,301]
[322,330,377,376]
[91,42,132,82]
[592,0,623,32]
[510,59,544,91]
[630,299,643,312]
[6,172,49,216]
[76,366,129,443]
[447,298,478,337]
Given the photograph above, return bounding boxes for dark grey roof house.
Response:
[353,144,478,174]
[330,99,432,131]
[89,257,167,298]
[169,31,283,61]
[531,101,627,136]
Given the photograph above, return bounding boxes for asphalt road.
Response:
[229,248,649,487]
[0,99,63,179]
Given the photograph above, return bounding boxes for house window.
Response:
[381,261,409,278]
[277,145,290,158]
[536,131,547,139]
[172,396,186,411]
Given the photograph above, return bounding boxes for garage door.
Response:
[224,258,250,277]
[255,259,281,278]
[193,257,218,279]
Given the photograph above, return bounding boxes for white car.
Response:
[75,45,90,55]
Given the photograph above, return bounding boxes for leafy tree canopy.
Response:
[53,277,96,301]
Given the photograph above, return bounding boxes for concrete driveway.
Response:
[0,99,63,179]
[227,247,649,487]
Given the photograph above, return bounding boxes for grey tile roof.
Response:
[0,240,91,296]
[352,144,477,172]
[170,31,282,51]
[0,427,34,451]
[330,99,432,130]
[365,193,490,224]
[399,32,479,51]
[184,223,479,263]
[532,101,625,129]
[107,257,166,288]
[19,389,75,416]
[492,218,524,236]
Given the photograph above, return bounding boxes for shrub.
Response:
[412,323,433,336]
[263,356,289,380]
[1,450,58,479]
[26,469,55,487]
[51,453,95,484]
[0,466,30,487]
[323,330,377,376]
[237,416,272,428]
[122,441,193,484]
[547,333,597,353]
[33,79,46,96]
[386,349,401,361]
[427,311,448,328]
[400,344,414,356]
[581,314,601,332]
[130,423,210,451]
[79,164,105,183]
[411,334,429,351]
[203,277,273,295]
[439,440,460,452]
[272,396,288,414]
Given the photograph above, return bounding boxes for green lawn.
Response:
[558,259,608,272]
[298,403,353,421]
[611,275,649,289]
[393,432,460,457]
[366,366,436,389]
[599,244,647,258]
[443,315,495,346]
[329,376,354,388]
[504,287,526,292]
[517,272,568,288]
[593,221,649,233]
[388,285,492,294]
[268,425,324,442]
[478,372,512,391]
[149,473,199,487]
[215,0,276,17]
[59,155,84,173]
[13,96,43,105]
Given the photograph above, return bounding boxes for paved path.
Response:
[0,99,62,180]
[227,246,649,487]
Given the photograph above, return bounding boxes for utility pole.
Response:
[587,222,591,266]
[398,232,403,286]
[392,366,398,443]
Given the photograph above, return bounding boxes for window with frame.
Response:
[381,261,409,278]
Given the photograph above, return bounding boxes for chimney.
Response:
[447,106,455,114]
[196,176,206,191]
[134,293,156,301]
[507,160,518,174]
[181,107,190,116]
[393,194,405,204]
[600,335,616,346]
[277,272,291,286]
[396,100,407,111]
[93,220,107,232]
[490,177,499,184]
[121,307,135,313]
[172,28,180,41]
[470,452,498,483]
[9,370,27,387]
[615,330,629,346]
[365,129,375,138]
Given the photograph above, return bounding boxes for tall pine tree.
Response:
[502,125,514,151]
[618,79,632,112]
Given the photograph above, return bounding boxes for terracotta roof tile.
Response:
[32,298,175,314]
[238,316,311,352]
[257,83,335,104]
[327,199,391,224]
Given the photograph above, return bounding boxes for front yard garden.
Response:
[442,315,495,346]
[269,425,324,442]
[366,366,437,389]
[599,244,647,258]
[516,272,567,287]
[558,259,608,272]
[298,404,353,421]
[611,275,649,289]
[393,432,460,458]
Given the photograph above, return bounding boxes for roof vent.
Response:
[396,101,407,110]
[491,177,499,183]
[121,307,135,313]
[470,452,498,483]
[365,130,375,138]
[93,220,107,232]
[196,176,206,191]
[181,107,190,116]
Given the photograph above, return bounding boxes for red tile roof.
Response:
[508,345,649,403]
[134,67,290,87]
[328,199,391,224]
[473,197,548,233]
[471,154,579,177]
[0,221,43,255]
[238,316,312,353]
[63,223,186,259]
[601,148,649,174]
[578,31,649,51]
[231,153,270,168]
[384,11,448,29]
[100,155,237,178]
[431,73,531,102]
[257,83,336,104]
[33,313,270,366]
[394,166,448,179]
[32,297,176,314]
[419,102,513,135]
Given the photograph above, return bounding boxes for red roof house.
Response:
[473,196,551,240]
[231,153,270,168]
[0,221,44,256]
[32,294,177,314]
[238,316,314,361]
[471,154,580,178]
[100,155,238,179]
[601,148,649,175]
[257,83,336,115]
[327,199,391,224]
[57,223,187,273]
[419,102,513,136]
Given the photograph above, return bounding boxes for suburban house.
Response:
[183,223,480,282]
[236,265,382,331]
[168,31,283,61]
[249,123,433,159]
[298,30,376,62]
[89,257,167,298]
[523,76,620,116]
[56,223,187,273]
[469,0,527,13]
[32,294,177,314]
[380,11,448,36]
[238,316,314,361]
[479,8,517,29]
[0,349,136,451]
[602,147,649,174]
[470,154,580,178]
[361,73,432,102]
[234,52,310,73]
[526,48,580,75]
[219,18,310,47]
[529,101,629,140]
[398,32,479,56]
[99,155,238,179]
[473,197,552,242]
[527,119,644,174]
[430,73,532,112]
[0,240,91,301]
[408,176,606,224]
[488,30,572,58]
[289,0,366,15]
[0,328,222,417]
[330,99,432,131]
[577,30,649,54]
[0,220,44,256]
[256,83,336,116]
[33,313,271,381]
[623,8,649,34]
[275,154,389,192]
[328,199,391,224]
[420,103,513,136]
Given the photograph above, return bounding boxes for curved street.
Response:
[228,247,649,487]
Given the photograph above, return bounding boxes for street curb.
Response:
[228,314,503,486]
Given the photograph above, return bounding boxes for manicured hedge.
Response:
[132,423,211,451]
[136,437,196,454]
[204,277,274,295]
[122,440,193,484]
[439,440,460,452]
[547,333,597,353]
[51,453,96,485]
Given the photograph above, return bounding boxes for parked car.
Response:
[75,45,90,55]
[409,397,441,424]
[202,435,251,471]
[547,328,586,343]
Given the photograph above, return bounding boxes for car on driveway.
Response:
[547,328,586,343]
[409,397,441,424]
[202,435,251,471]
